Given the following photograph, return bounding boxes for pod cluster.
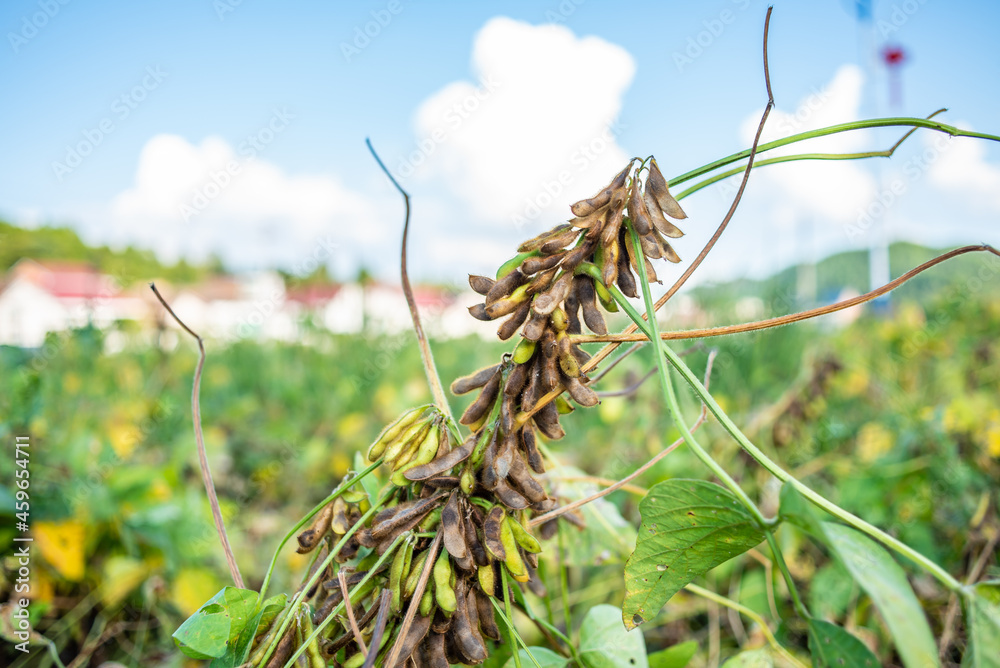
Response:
[248,159,688,667]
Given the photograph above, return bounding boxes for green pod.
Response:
[507,516,542,553]
[404,549,430,599]
[390,540,414,611]
[419,586,435,617]
[500,515,530,582]
[512,338,537,364]
[478,564,496,597]
[496,251,537,280]
[433,550,458,614]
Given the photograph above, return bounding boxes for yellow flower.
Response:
[857,422,894,462]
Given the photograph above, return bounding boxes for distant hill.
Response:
[690,241,995,315]
[0,219,222,287]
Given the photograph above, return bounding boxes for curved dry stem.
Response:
[149,283,244,589]
[528,350,717,528]
[569,244,1000,344]
[367,138,451,418]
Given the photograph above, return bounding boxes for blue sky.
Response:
[3,0,999,286]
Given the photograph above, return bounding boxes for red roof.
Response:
[11,259,119,300]
[286,284,342,307]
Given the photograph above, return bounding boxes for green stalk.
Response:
[586,257,962,592]
[498,568,543,668]
[258,458,383,601]
[557,522,573,635]
[259,489,395,667]
[763,531,810,620]
[283,532,407,668]
[667,116,1000,188]
[616,237,767,528]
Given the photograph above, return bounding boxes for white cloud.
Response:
[927,126,1000,213]
[408,17,635,229]
[108,134,381,270]
[736,64,877,226]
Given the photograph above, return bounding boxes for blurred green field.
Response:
[1,249,999,667]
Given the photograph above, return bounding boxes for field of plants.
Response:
[1,243,998,667]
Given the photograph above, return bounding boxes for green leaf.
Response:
[172,587,260,661]
[648,641,698,668]
[579,604,649,668]
[211,593,288,668]
[807,619,878,668]
[721,647,772,666]
[502,647,568,668]
[821,523,939,668]
[622,480,765,629]
[778,483,825,538]
[962,582,1000,668]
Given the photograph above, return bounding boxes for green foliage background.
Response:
[1,246,998,666]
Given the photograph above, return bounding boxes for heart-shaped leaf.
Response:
[622,480,764,629]
[172,587,260,661]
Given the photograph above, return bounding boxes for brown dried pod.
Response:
[494,479,530,510]
[525,266,559,297]
[475,588,502,641]
[500,393,516,435]
[602,235,620,290]
[468,274,496,296]
[647,159,688,219]
[518,223,571,253]
[370,495,445,542]
[563,375,599,407]
[463,586,489,659]
[520,356,542,411]
[649,227,681,263]
[296,502,334,553]
[451,364,501,395]
[397,613,433,666]
[423,475,460,489]
[467,303,491,321]
[574,277,607,335]
[520,426,545,474]
[533,400,566,440]
[570,162,632,216]
[495,429,515,478]
[479,430,501,490]
[539,227,581,255]
[304,543,331,598]
[627,180,653,236]
[483,506,507,560]
[442,493,469,561]
[616,227,639,298]
[464,511,490,567]
[450,579,488,664]
[431,609,453,634]
[320,569,367,592]
[459,369,502,426]
[263,625,297,668]
[563,288,582,335]
[485,268,525,306]
[532,272,574,315]
[405,434,474,481]
[522,309,548,341]
[560,237,597,271]
[538,519,559,541]
[497,298,531,340]
[540,330,560,390]
[520,252,564,276]
[637,230,663,260]
[504,362,529,397]
[484,293,527,320]
[568,208,606,229]
[508,452,547,503]
[355,527,376,548]
[642,188,685,238]
[571,343,591,366]
[424,631,450,668]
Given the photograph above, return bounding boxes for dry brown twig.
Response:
[338,570,367,656]
[362,590,393,668]
[149,283,245,589]
[383,532,442,668]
